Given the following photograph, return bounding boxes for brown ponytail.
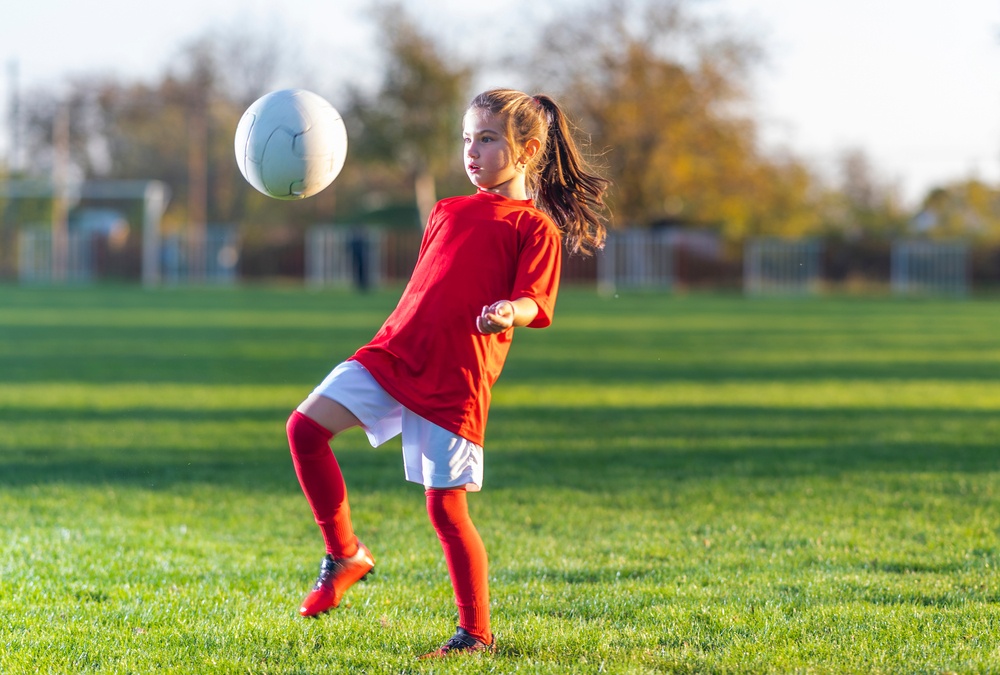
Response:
[468,89,611,255]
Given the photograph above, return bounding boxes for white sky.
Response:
[2,0,999,208]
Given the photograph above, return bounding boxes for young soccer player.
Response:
[286,88,610,657]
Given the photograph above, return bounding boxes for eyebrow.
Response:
[466,131,501,143]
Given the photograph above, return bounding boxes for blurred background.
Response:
[2,0,999,293]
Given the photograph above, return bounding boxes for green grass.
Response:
[2,285,1000,673]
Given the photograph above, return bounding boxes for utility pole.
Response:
[51,102,70,282]
[7,60,19,172]
[187,89,208,282]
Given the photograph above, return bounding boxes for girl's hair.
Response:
[468,89,610,255]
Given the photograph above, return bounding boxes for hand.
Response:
[477,300,515,334]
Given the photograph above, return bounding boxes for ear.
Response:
[520,138,541,164]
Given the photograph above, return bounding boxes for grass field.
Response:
[2,284,1000,674]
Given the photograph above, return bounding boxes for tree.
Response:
[524,2,750,222]
[914,179,1000,241]
[819,148,908,239]
[523,0,829,242]
[344,3,473,227]
[13,27,342,239]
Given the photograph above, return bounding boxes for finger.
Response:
[485,314,507,329]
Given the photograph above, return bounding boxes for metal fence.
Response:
[744,238,823,296]
[890,240,969,296]
[305,226,384,289]
[18,229,95,283]
[154,227,240,285]
[597,229,674,294]
[6,224,988,297]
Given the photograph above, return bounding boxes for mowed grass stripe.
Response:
[5,379,1000,410]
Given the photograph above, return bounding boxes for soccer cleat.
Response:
[419,627,494,659]
[298,542,375,617]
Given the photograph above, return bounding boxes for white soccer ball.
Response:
[234,89,348,200]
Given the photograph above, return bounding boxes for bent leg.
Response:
[296,393,362,435]
[287,396,362,557]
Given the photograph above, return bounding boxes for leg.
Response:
[287,395,375,616]
[287,395,361,557]
[296,392,363,435]
[425,488,492,645]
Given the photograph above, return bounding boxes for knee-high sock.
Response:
[287,411,358,558]
[425,488,491,644]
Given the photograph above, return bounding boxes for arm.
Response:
[476,297,539,334]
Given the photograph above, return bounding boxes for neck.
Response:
[481,174,528,200]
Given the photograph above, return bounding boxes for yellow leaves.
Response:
[917,179,1000,242]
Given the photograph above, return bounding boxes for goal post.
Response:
[1,179,170,285]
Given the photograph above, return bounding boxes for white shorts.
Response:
[311,360,484,491]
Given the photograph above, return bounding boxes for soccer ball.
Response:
[234,89,348,200]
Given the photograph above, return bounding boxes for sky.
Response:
[2,0,1000,208]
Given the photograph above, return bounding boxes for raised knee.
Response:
[287,410,334,457]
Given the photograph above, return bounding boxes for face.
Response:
[462,109,522,197]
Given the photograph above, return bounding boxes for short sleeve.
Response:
[512,223,562,328]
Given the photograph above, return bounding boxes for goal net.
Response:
[3,179,171,285]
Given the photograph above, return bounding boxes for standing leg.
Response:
[424,488,492,646]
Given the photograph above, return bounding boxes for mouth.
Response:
[467,163,481,173]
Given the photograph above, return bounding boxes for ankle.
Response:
[327,540,359,559]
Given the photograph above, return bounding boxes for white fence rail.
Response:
[891,240,969,296]
[306,226,384,289]
[18,226,238,285]
[160,228,240,284]
[18,230,94,283]
[598,229,675,294]
[744,238,822,295]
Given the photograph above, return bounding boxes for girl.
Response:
[286,88,610,658]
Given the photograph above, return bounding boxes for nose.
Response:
[466,141,478,159]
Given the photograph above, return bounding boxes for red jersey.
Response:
[351,190,562,445]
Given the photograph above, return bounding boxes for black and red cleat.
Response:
[419,627,494,659]
[298,542,375,617]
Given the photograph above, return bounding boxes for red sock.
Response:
[425,488,491,644]
[286,411,358,558]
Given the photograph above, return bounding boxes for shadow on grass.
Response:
[0,406,295,423]
[504,358,1000,385]
[2,405,998,491]
[0,437,400,493]
[4,349,1000,385]
[0,325,364,386]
